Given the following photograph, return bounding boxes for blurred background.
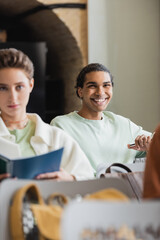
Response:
[0,0,159,132]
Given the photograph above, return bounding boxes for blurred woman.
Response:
[143,124,160,199]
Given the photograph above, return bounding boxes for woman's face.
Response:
[0,68,34,120]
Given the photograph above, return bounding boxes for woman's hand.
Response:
[0,173,10,182]
[127,134,152,152]
[35,168,75,181]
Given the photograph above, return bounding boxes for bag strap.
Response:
[105,163,132,174]
[10,183,44,240]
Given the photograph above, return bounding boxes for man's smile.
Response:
[91,97,109,105]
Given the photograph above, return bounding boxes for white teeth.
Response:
[94,99,105,102]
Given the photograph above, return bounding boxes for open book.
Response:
[0,147,64,179]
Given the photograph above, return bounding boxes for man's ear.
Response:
[29,78,34,93]
[77,87,83,98]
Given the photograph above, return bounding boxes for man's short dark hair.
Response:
[75,63,114,98]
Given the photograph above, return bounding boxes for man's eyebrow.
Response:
[86,81,111,85]
[86,81,97,85]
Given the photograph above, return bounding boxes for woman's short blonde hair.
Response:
[0,48,34,80]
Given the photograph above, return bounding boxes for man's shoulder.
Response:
[103,111,129,122]
[51,112,77,125]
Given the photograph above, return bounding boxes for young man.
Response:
[51,63,152,171]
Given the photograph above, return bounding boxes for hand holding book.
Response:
[0,148,64,180]
[0,173,10,182]
[36,168,75,181]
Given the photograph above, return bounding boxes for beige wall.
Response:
[37,0,88,65]
[88,0,160,132]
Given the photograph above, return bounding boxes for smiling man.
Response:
[51,63,152,172]
[77,70,113,120]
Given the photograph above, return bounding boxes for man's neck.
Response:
[78,110,103,120]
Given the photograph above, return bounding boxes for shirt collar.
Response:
[27,113,53,147]
[0,114,53,147]
[0,117,11,136]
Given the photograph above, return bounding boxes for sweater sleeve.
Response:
[128,118,152,158]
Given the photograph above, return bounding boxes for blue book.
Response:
[0,147,64,179]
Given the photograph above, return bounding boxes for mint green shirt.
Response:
[51,111,151,170]
[9,120,36,157]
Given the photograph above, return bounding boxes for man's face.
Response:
[78,71,113,116]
